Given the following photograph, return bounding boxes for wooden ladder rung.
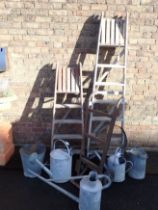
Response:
[97,63,125,68]
[91,116,111,122]
[95,82,125,86]
[93,99,124,104]
[54,119,82,124]
[56,91,79,94]
[53,134,83,140]
[55,104,82,108]
[86,134,104,143]
[81,157,99,172]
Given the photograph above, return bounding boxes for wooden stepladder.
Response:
[51,64,84,149]
[87,12,128,154]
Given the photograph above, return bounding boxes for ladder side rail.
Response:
[79,63,84,137]
[79,63,85,156]
[122,12,128,129]
[92,13,104,94]
[99,98,121,170]
[87,13,104,153]
[99,106,119,170]
[51,63,59,148]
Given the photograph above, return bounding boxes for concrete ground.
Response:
[0,148,158,210]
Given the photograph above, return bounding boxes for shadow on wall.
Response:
[68,15,100,105]
[12,15,100,145]
[13,64,55,144]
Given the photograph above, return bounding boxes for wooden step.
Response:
[53,134,83,140]
[94,90,123,95]
[54,119,82,124]
[91,116,111,122]
[97,64,125,68]
[99,43,124,47]
[95,82,125,86]
[55,104,82,108]
[93,99,124,104]
[56,91,79,94]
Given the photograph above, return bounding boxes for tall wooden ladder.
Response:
[87,12,128,155]
[51,64,84,149]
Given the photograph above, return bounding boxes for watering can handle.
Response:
[101,174,112,190]
[114,147,123,156]
[54,139,70,155]
[126,160,133,173]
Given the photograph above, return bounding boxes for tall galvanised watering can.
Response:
[127,147,148,180]
[50,139,72,183]
[79,171,111,210]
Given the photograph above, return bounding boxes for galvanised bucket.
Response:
[20,143,46,178]
[127,147,148,180]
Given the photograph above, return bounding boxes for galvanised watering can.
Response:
[50,139,72,183]
[107,147,133,182]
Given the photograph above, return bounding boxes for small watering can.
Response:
[107,147,133,182]
[127,147,148,180]
[50,139,72,183]
[79,171,111,210]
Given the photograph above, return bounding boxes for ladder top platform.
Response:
[56,66,80,94]
[100,16,127,47]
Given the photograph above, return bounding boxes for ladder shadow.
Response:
[12,64,55,144]
[67,15,100,107]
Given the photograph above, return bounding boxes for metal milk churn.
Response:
[79,171,102,210]
[50,139,72,183]
[127,147,148,180]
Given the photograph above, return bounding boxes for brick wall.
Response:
[0,0,158,147]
